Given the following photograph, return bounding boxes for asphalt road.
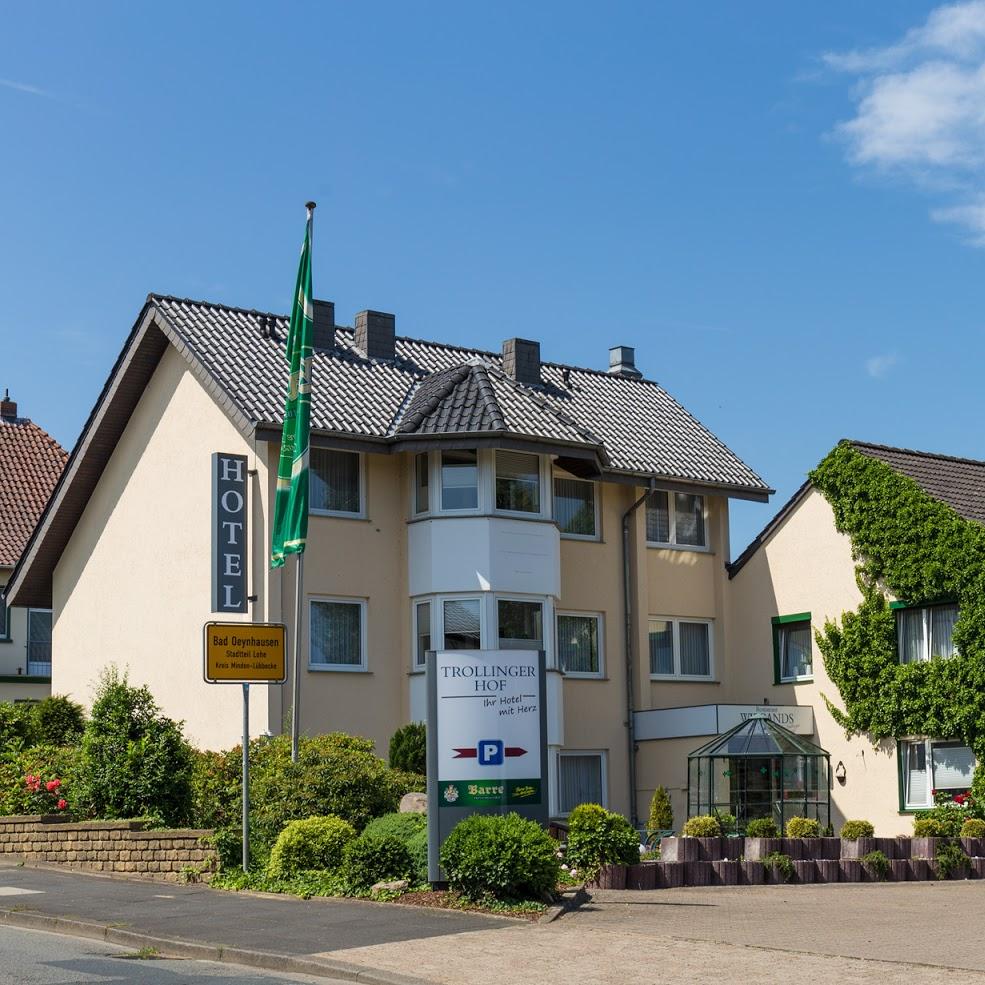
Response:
[0,925,353,984]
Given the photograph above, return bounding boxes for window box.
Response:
[648,617,713,680]
[310,449,365,517]
[772,613,812,683]
[309,598,367,671]
[556,612,603,677]
[645,491,707,549]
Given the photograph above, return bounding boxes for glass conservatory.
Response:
[687,716,830,831]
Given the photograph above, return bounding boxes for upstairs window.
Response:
[553,473,597,538]
[495,451,541,513]
[311,449,362,515]
[896,603,958,664]
[441,450,479,510]
[0,592,8,642]
[557,613,602,676]
[309,598,366,670]
[646,491,706,548]
[649,617,712,679]
[772,614,813,683]
[414,453,429,514]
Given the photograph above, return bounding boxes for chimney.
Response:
[608,345,642,379]
[0,389,16,421]
[313,299,335,350]
[502,338,541,385]
[354,309,396,361]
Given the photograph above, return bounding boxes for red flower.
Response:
[56,799,67,811]
[46,779,61,792]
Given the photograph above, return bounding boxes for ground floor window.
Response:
[497,599,543,650]
[558,751,605,814]
[443,598,482,650]
[900,739,975,809]
[309,598,366,671]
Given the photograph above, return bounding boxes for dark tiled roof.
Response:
[853,441,985,525]
[0,416,68,567]
[151,295,769,493]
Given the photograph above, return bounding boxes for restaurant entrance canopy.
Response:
[687,715,830,832]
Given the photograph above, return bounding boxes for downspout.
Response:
[622,481,653,829]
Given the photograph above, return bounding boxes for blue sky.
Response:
[2,1,983,556]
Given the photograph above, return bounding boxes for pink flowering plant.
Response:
[23,773,69,815]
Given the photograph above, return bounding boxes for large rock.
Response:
[399,792,427,814]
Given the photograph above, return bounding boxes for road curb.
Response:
[543,885,589,923]
[0,907,433,985]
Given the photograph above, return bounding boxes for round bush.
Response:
[388,723,426,775]
[840,819,875,839]
[440,812,560,901]
[31,696,85,747]
[361,811,426,842]
[785,817,820,838]
[960,818,985,838]
[745,817,779,838]
[565,804,640,875]
[913,817,949,838]
[266,815,356,879]
[682,815,722,837]
[343,834,412,890]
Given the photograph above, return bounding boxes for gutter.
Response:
[622,481,653,829]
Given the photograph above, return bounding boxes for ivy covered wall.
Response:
[810,442,985,796]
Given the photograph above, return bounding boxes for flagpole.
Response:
[290,200,316,764]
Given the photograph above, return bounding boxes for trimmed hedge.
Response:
[840,819,875,839]
[343,834,412,890]
[682,815,721,837]
[745,817,779,838]
[266,815,356,879]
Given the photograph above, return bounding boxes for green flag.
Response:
[271,206,315,568]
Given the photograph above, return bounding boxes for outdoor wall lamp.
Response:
[835,761,847,784]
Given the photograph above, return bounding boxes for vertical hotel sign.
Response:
[212,453,248,614]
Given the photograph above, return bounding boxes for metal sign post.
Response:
[203,621,288,872]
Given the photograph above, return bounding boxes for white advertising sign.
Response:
[716,704,814,735]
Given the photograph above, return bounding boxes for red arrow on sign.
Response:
[452,747,528,759]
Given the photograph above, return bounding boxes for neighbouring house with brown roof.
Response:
[0,390,68,701]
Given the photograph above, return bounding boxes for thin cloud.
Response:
[865,352,899,379]
[0,77,52,98]
[825,2,985,241]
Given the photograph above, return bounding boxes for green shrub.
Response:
[682,815,721,837]
[388,723,426,775]
[441,813,559,901]
[343,834,412,890]
[31,696,85,747]
[745,817,779,838]
[935,841,970,880]
[74,668,193,826]
[647,786,673,832]
[840,819,875,839]
[267,815,357,880]
[565,804,640,875]
[715,811,738,834]
[0,744,81,815]
[0,702,35,751]
[960,818,985,838]
[785,817,820,838]
[914,817,950,837]
[913,802,966,838]
[761,852,794,882]
[361,812,429,885]
[861,849,890,880]
[406,828,429,885]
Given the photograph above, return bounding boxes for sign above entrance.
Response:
[634,703,815,742]
[203,622,288,684]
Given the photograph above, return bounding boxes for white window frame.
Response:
[438,594,486,651]
[309,448,367,519]
[495,596,546,652]
[552,470,600,541]
[645,490,709,551]
[648,616,714,681]
[413,452,431,517]
[556,611,604,678]
[438,448,483,515]
[557,749,608,815]
[308,596,368,672]
[412,598,432,672]
[895,603,959,664]
[901,737,976,810]
[0,589,9,643]
[493,451,549,520]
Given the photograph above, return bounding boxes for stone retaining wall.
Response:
[0,815,217,882]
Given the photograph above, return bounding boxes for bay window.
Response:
[497,599,543,650]
[440,450,478,510]
[442,598,481,649]
[495,451,540,513]
[414,453,429,514]
[414,600,431,669]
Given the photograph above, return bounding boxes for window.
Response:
[553,474,597,538]
[558,752,605,813]
[645,491,706,548]
[309,598,366,670]
[557,613,602,676]
[901,739,975,809]
[498,599,543,650]
[648,617,712,679]
[441,450,478,510]
[26,609,52,676]
[772,614,812,682]
[414,453,429,514]
[443,598,481,649]
[0,592,8,642]
[896,603,958,664]
[414,600,431,669]
[495,451,541,513]
[311,449,362,515]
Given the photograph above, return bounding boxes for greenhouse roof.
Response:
[687,715,829,759]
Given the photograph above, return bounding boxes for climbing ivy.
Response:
[809,442,985,798]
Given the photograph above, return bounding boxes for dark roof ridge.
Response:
[395,364,472,434]
[850,439,985,470]
[471,364,507,432]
